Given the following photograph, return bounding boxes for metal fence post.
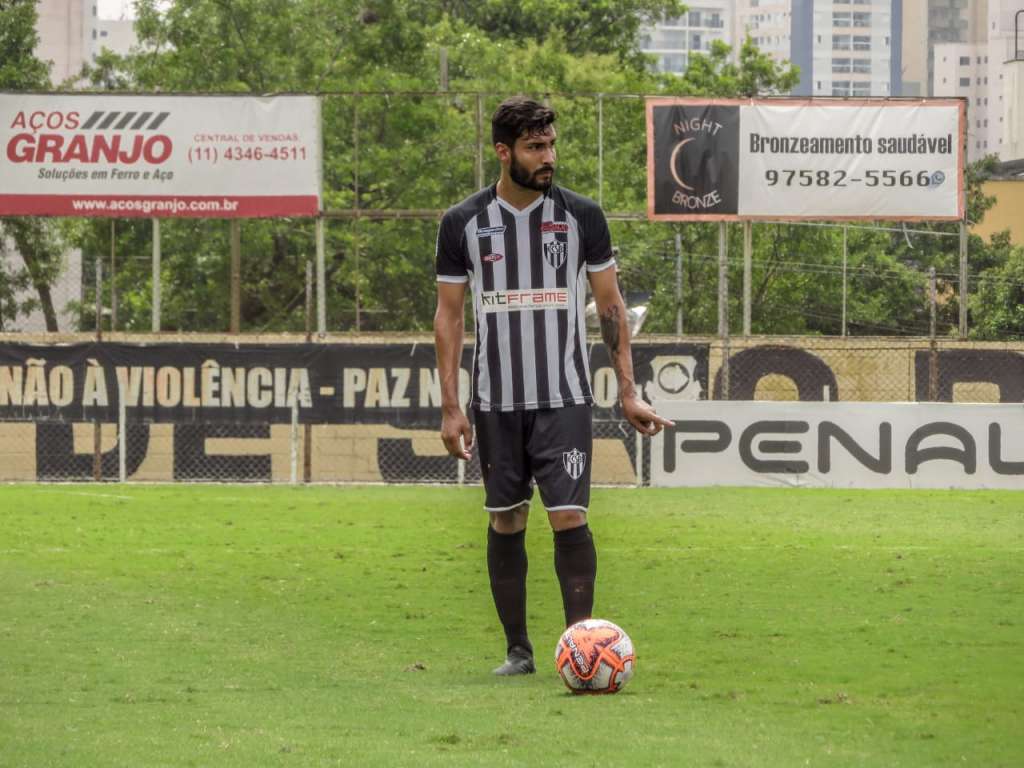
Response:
[304,258,314,482]
[94,258,103,482]
[316,217,326,335]
[118,384,127,483]
[476,92,485,190]
[674,231,683,336]
[230,219,241,333]
[95,257,102,342]
[842,224,848,337]
[597,93,604,209]
[290,398,299,485]
[717,221,728,338]
[353,94,361,331]
[151,218,161,332]
[742,220,752,336]
[929,266,938,402]
[110,219,117,331]
[718,221,730,400]
[959,220,968,338]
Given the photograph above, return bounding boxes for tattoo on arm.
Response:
[599,304,636,400]
[599,304,620,357]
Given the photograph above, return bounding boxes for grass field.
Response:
[1,485,1021,767]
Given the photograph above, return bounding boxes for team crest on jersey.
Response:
[477,225,507,238]
[544,240,567,269]
[563,448,587,480]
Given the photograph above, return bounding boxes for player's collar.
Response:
[494,186,549,217]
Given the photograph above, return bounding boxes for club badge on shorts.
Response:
[563,448,587,480]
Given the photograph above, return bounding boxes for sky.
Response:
[97,0,136,20]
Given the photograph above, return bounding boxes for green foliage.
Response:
[970,233,1024,340]
[3,0,1019,338]
[426,0,686,64]
[0,0,69,330]
[674,37,800,97]
[0,0,49,89]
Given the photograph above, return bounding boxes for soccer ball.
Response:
[555,619,635,694]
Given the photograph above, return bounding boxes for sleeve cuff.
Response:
[436,274,470,284]
[586,257,616,273]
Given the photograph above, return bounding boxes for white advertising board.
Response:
[651,401,1024,490]
[0,93,320,218]
[647,98,966,221]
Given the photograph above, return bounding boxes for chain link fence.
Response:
[2,335,1021,485]
[1,91,998,339]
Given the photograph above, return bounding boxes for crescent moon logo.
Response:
[669,137,695,191]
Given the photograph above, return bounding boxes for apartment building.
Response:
[735,0,903,96]
[640,1,734,74]
[35,0,137,84]
[933,0,1024,161]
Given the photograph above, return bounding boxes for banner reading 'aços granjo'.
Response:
[0,93,321,218]
[646,98,966,222]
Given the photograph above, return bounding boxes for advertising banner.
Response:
[0,341,709,483]
[646,98,965,221]
[651,401,1024,490]
[0,341,709,424]
[0,93,320,217]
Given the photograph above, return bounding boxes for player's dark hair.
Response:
[491,97,556,148]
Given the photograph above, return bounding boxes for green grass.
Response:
[0,485,1021,767]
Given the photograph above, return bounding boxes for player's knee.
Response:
[548,508,587,531]
[490,502,529,533]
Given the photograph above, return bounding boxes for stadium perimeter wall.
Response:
[1,333,1022,484]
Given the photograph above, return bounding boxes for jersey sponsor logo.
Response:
[544,240,567,269]
[482,253,503,262]
[477,225,507,238]
[480,288,569,313]
[563,448,587,480]
[541,221,569,233]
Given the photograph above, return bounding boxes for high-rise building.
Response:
[639,1,734,75]
[734,0,793,62]
[34,0,94,83]
[736,0,903,96]
[34,0,137,84]
[933,0,1024,161]
[793,0,902,97]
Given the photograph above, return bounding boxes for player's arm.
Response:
[434,281,473,459]
[588,267,674,436]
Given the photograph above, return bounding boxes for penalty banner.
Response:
[0,93,320,217]
[646,98,966,222]
[650,401,1024,490]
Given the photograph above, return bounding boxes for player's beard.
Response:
[510,151,555,191]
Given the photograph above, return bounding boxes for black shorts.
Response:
[473,405,593,513]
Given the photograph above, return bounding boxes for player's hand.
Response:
[622,395,675,436]
[440,406,473,460]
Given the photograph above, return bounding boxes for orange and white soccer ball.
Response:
[555,619,635,694]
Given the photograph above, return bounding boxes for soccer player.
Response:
[434,96,672,676]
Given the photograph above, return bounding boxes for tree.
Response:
[42,1,1021,340]
[426,0,685,65]
[0,0,67,331]
[970,233,1024,340]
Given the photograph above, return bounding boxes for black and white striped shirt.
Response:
[436,185,616,412]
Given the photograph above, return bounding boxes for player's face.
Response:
[508,125,557,191]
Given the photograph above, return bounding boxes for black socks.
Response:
[487,523,598,654]
[553,523,597,627]
[487,526,532,655]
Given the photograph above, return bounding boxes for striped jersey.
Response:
[435,184,616,412]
